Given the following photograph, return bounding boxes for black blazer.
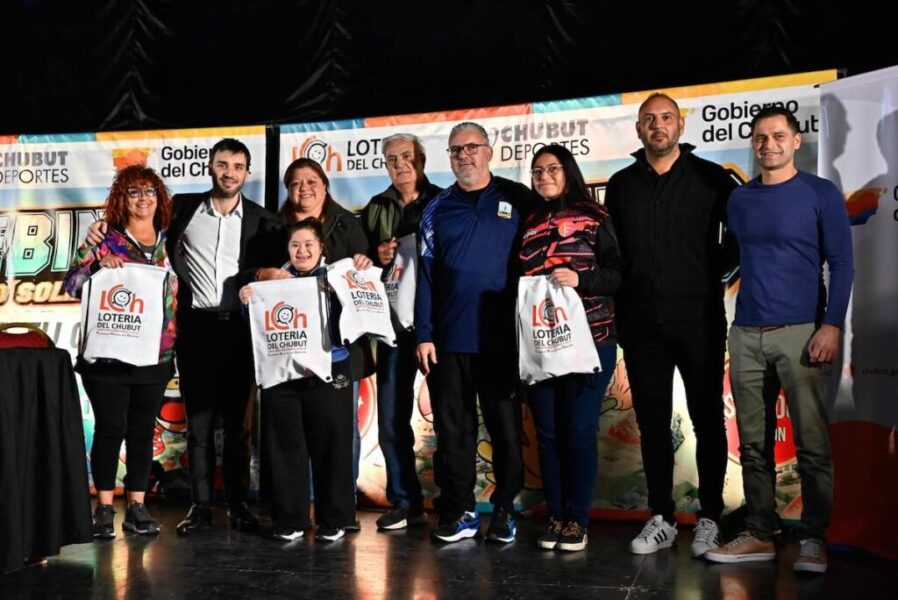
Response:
[166,192,283,311]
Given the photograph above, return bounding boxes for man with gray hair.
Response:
[415,122,532,543]
[360,133,442,530]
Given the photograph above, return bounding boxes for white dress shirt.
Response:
[176,195,243,311]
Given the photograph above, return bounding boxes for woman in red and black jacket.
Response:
[519,143,621,553]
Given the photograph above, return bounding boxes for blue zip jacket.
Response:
[415,175,532,353]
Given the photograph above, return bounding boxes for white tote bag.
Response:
[383,233,417,330]
[80,263,167,366]
[517,275,601,384]
[247,277,333,388]
[326,258,396,346]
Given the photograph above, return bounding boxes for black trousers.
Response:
[618,316,728,522]
[260,359,355,530]
[82,379,166,492]
[428,352,523,518]
[176,309,254,507]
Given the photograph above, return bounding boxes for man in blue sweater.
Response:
[705,106,853,574]
[415,122,531,544]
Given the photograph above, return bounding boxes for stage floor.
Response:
[4,502,893,599]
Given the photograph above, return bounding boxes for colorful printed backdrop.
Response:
[280,71,839,517]
[4,72,859,530]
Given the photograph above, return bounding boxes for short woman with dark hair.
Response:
[519,144,621,552]
[257,158,372,530]
[240,218,355,542]
[64,165,178,538]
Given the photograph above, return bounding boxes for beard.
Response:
[454,164,488,190]
[212,176,243,199]
[639,128,681,158]
[646,135,678,157]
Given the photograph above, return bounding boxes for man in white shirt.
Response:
[167,138,282,535]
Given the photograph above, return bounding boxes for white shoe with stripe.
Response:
[630,515,678,554]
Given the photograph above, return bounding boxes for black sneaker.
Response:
[485,508,517,544]
[557,521,587,552]
[272,527,304,541]
[431,512,480,543]
[344,519,361,533]
[537,517,564,550]
[123,502,160,535]
[376,507,428,530]
[92,504,116,539]
[316,527,345,542]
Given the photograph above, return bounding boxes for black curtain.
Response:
[3,1,895,136]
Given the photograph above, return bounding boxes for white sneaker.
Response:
[630,515,677,554]
[690,518,720,558]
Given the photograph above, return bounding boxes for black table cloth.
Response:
[1,347,92,573]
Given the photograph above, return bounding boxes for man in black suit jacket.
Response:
[168,138,282,534]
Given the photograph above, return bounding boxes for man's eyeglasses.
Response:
[530,164,564,179]
[446,143,489,158]
[126,187,158,198]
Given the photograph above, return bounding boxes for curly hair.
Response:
[104,165,172,230]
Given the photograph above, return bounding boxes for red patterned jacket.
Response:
[519,198,621,346]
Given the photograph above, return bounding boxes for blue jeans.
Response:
[527,345,616,525]
[375,332,423,511]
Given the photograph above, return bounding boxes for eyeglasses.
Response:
[446,143,489,157]
[530,164,564,179]
[126,187,157,198]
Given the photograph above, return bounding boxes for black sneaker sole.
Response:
[122,522,160,535]
[92,530,116,540]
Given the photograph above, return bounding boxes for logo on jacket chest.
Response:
[497,201,512,219]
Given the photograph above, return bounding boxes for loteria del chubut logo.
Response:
[530,298,572,350]
[384,265,404,301]
[344,270,385,311]
[263,301,309,352]
[97,284,145,332]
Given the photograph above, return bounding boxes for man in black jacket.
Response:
[605,93,737,558]
[167,138,282,535]
[359,133,442,531]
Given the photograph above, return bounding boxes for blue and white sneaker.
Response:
[432,511,480,543]
[486,508,517,544]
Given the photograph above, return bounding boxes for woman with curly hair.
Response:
[64,165,178,538]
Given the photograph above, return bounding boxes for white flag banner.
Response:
[517,275,600,385]
[80,264,167,366]
[326,258,396,346]
[247,277,332,388]
[383,233,417,330]
[817,66,898,560]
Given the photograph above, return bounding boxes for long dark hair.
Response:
[278,158,335,223]
[530,143,591,205]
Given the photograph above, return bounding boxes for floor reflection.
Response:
[1,504,893,600]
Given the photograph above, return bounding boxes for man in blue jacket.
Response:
[415,122,531,543]
[706,106,853,574]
